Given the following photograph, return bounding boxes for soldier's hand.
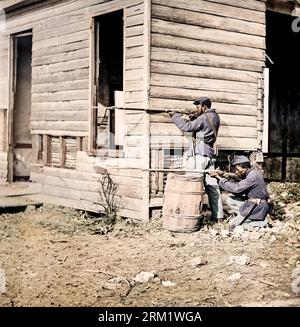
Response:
[166,110,175,117]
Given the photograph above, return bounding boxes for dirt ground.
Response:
[0,183,300,307]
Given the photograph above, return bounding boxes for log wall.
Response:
[149,0,266,153]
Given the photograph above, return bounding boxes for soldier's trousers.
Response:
[186,155,224,220]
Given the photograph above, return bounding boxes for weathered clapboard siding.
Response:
[0,152,8,181]
[0,0,271,217]
[123,3,146,163]
[151,48,264,73]
[150,0,266,151]
[0,0,148,220]
[149,98,257,116]
[152,0,265,23]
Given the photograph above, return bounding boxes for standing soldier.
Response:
[169,96,224,223]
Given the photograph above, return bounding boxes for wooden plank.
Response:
[126,13,144,27]
[126,35,143,48]
[77,159,145,172]
[150,113,257,127]
[32,130,87,137]
[151,61,259,83]
[33,20,88,42]
[31,110,88,121]
[152,4,265,37]
[32,69,89,85]
[32,90,89,103]
[152,34,264,61]
[126,81,144,92]
[149,98,257,116]
[150,86,258,105]
[4,0,143,34]
[43,165,143,180]
[217,136,258,150]
[126,2,144,17]
[204,0,266,12]
[151,18,265,49]
[118,208,143,220]
[32,58,89,76]
[32,48,89,67]
[151,47,264,73]
[125,24,144,37]
[31,121,88,132]
[32,30,89,52]
[125,69,143,81]
[32,100,89,111]
[32,79,89,94]
[152,0,265,23]
[33,40,89,58]
[125,91,144,103]
[150,123,257,138]
[126,57,144,70]
[151,73,257,95]
[32,172,142,199]
[126,45,143,58]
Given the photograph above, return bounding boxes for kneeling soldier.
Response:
[210,155,271,231]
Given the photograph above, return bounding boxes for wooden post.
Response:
[141,0,151,222]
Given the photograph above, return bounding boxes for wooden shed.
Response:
[0,0,299,221]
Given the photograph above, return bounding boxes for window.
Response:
[91,10,124,154]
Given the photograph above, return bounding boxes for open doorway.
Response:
[266,11,300,180]
[95,10,124,150]
[11,32,32,181]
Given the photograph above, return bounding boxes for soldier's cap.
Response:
[193,96,211,107]
[231,155,250,166]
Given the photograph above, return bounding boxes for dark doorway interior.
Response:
[13,33,32,181]
[266,11,300,180]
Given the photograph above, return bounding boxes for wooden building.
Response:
[0,0,299,221]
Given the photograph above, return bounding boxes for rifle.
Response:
[213,170,240,181]
[94,106,199,120]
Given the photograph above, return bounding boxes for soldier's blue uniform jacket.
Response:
[219,167,270,221]
[171,108,220,159]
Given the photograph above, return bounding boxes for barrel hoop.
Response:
[162,213,202,219]
[164,188,206,195]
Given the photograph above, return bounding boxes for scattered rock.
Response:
[288,255,300,267]
[209,229,219,237]
[220,230,230,238]
[191,257,208,268]
[233,226,244,238]
[249,231,262,240]
[229,272,241,282]
[229,254,251,266]
[270,235,276,243]
[161,280,176,287]
[132,271,156,284]
[292,267,300,279]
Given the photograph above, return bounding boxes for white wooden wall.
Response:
[149,0,266,151]
[0,0,149,220]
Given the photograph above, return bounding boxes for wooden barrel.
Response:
[162,173,205,233]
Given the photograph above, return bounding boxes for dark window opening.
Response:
[95,10,124,151]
